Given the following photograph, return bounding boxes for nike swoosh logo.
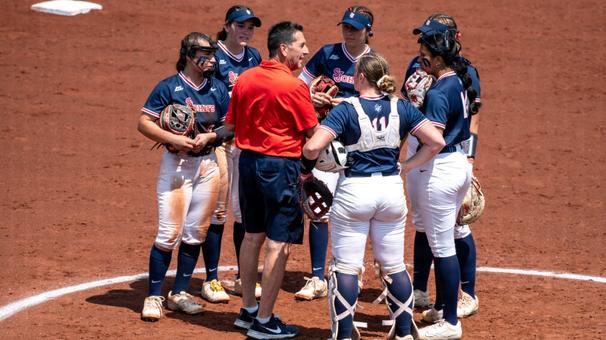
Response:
[312,267,323,271]
[208,268,217,272]
[248,57,253,61]
[261,325,282,334]
[183,273,192,277]
[151,280,161,283]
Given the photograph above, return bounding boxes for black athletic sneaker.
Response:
[246,314,299,339]
[234,306,258,330]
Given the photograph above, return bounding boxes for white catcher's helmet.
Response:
[315,140,348,172]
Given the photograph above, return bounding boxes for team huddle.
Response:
[137,4,484,340]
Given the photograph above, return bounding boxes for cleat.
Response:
[141,295,165,322]
[201,279,231,303]
[294,276,328,301]
[457,291,479,318]
[417,320,462,340]
[166,291,203,314]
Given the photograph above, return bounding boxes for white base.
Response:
[31,0,102,16]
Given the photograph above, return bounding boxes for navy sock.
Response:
[334,272,359,339]
[455,234,477,297]
[148,245,172,296]
[309,221,329,278]
[434,256,460,325]
[386,271,413,337]
[413,231,433,292]
[233,222,245,278]
[172,242,201,294]
[202,224,224,282]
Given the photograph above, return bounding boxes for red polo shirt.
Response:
[225,60,317,158]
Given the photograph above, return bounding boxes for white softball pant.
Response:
[407,135,472,240]
[154,151,220,251]
[330,175,408,275]
[407,150,471,258]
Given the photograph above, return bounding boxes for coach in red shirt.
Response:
[225,21,317,339]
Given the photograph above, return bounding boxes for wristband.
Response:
[466,133,478,158]
[301,154,317,175]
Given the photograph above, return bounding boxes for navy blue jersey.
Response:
[424,71,471,147]
[300,43,372,98]
[401,56,481,106]
[141,72,230,132]
[320,94,428,177]
[214,41,262,94]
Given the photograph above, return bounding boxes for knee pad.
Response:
[328,260,365,340]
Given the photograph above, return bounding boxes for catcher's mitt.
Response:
[154,104,196,152]
[310,75,338,119]
[404,69,434,108]
[457,176,485,225]
[298,174,333,220]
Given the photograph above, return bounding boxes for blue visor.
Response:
[413,20,451,35]
[338,10,371,30]
[227,7,261,27]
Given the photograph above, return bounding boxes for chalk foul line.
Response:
[0,264,604,322]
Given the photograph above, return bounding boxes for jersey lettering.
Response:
[460,91,469,119]
[333,68,354,84]
[371,116,387,132]
[185,97,216,113]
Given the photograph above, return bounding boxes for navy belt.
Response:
[345,170,399,178]
[439,143,463,154]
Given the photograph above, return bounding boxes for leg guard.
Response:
[328,260,365,340]
[372,263,418,339]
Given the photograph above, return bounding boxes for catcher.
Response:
[303,53,444,340]
[137,32,232,322]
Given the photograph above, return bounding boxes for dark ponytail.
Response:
[216,5,247,42]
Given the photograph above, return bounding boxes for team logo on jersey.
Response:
[219,59,227,65]
[333,68,354,84]
[174,85,183,92]
[374,103,382,113]
[329,55,340,60]
[349,13,355,18]
[185,97,216,113]
[228,71,239,86]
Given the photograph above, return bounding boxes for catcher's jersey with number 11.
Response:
[141,72,230,132]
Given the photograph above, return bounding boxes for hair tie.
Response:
[377,74,389,86]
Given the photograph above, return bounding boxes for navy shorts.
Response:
[238,150,304,244]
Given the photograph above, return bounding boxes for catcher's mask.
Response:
[316,140,348,172]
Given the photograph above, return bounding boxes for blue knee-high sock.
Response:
[434,256,460,325]
[310,221,329,278]
[334,272,359,339]
[455,234,477,297]
[148,245,172,296]
[202,224,224,282]
[386,271,413,337]
[172,242,201,294]
[413,231,433,292]
[233,222,245,278]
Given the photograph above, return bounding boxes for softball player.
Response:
[200,5,263,304]
[303,53,445,340]
[295,5,375,301]
[402,14,481,320]
[137,32,230,321]
[405,21,478,339]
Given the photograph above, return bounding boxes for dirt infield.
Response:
[1,0,604,338]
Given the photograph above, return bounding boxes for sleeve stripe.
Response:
[410,118,430,135]
[319,125,338,138]
[431,121,446,129]
[141,107,160,118]
[474,97,481,103]
[301,67,316,80]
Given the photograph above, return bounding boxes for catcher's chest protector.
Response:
[342,96,400,153]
